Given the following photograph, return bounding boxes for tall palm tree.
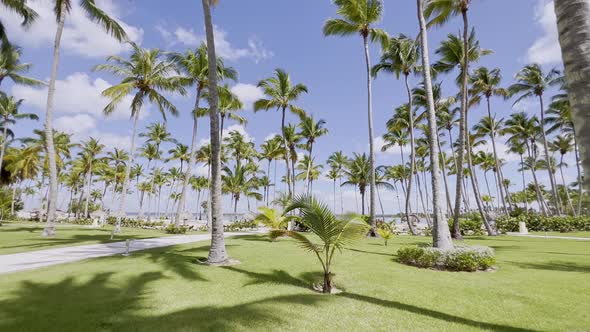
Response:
[416,0,454,249]
[434,29,492,235]
[326,167,340,213]
[190,175,208,220]
[79,137,104,218]
[201,0,231,264]
[167,143,189,172]
[217,85,245,139]
[259,137,283,205]
[282,124,302,195]
[546,96,583,214]
[298,114,328,193]
[95,44,185,232]
[42,0,128,236]
[470,67,510,212]
[327,151,348,215]
[254,69,308,198]
[549,135,576,215]
[170,42,237,225]
[553,0,590,191]
[0,0,37,52]
[372,33,419,232]
[342,153,370,216]
[323,0,388,235]
[0,93,38,173]
[509,64,562,215]
[0,45,43,87]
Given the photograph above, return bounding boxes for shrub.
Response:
[165,224,189,234]
[224,219,258,232]
[397,245,495,272]
[105,217,164,229]
[496,215,590,233]
[448,213,484,236]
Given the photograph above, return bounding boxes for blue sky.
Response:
[2,0,569,214]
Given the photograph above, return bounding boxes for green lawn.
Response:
[0,222,173,255]
[528,231,590,238]
[1,234,589,331]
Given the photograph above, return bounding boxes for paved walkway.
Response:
[506,232,590,241]
[0,232,254,275]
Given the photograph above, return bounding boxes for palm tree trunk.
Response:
[362,34,377,237]
[304,144,314,194]
[486,97,509,214]
[280,107,293,199]
[203,0,229,264]
[339,177,344,215]
[466,136,496,235]
[554,0,590,193]
[527,143,548,216]
[539,96,562,215]
[572,129,583,214]
[415,172,431,227]
[438,139,454,216]
[114,111,140,232]
[83,162,93,218]
[404,74,418,235]
[42,2,67,237]
[176,89,202,225]
[10,184,17,215]
[559,154,576,215]
[333,179,337,213]
[417,0,453,249]
[0,125,8,176]
[360,188,365,216]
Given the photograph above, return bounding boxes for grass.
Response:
[0,221,174,255]
[527,231,590,238]
[1,234,589,331]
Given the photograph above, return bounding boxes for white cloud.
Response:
[264,133,280,142]
[156,24,272,63]
[231,83,264,110]
[527,0,562,65]
[0,0,143,57]
[374,136,410,155]
[54,113,131,150]
[12,72,143,120]
[198,124,254,147]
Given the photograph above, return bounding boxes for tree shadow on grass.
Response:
[0,269,323,331]
[347,247,393,257]
[510,261,590,273]
[222,266,321,289]
[141,248,209,282]
[339,293,538,332]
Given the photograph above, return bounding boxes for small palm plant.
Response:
[253,206,291,241]
[283,195,369,294]
[376,222,395,247]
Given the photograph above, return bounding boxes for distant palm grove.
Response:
[1,0,589,262]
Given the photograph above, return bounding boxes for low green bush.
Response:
[106,217,164,229]
[164,224,189,234]
[397,245,495,272]
[448,214,485,236]
[224,219,258,232]
[496,215,590,233]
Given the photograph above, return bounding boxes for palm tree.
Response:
[165,166,182,216]
[217,85,245,139]
[434,29,492,235]
[298,114,328,194]
[283,194,369,293]
[323,0,388,235]
[95,44,185,232]
[170,42,237,225]
[0,93,38,173]
[327,151,348,215]
[553,0,590,192]
[167,143,189,172]
[42,0,128,236]
[546,96,583,214]
[326,167,340,213]
[221,162,261,214]
[372,33,419,232]
[253,206,290,241]
[503,112,548,215]
[549,135,576,215]
[79,137,104,218]
[254,69,308,198]
[190,175,208,220]
[0,0,37,52]
[0,45,43,87]
[470,67,510,212]
[509,64,562,215]
[202,0,231,265]
[295,155,323,193]
[259,137,283,205]
[416,0,454,249]
[283,123,302,194]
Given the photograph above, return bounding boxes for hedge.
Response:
[397,245,496,272]
[496,215,590,233]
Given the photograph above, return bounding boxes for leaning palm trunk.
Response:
[538,96,562,215]
[203,0,229,264]
[559,155,576,215]
[363,34,377,237]
[404,74,418,235]
[114,112,140,232]
[572,131,583,214]
[451,8,470,240]
[415,172,431,227]
[486,97,509,214]
[554,0,590,194]
[438,139,454,216]
[83,163,93,218]
[417,0,453,250]
[175,88,202,226]
[281,108,293,198]
[466,136,495,235]
[42,3,66,237]
[0,126,9,177]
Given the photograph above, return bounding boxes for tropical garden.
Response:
[0,0,589,330]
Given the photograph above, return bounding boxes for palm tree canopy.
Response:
[254,68,308,115]
[323,0,388,47]
[508,64,562,105]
